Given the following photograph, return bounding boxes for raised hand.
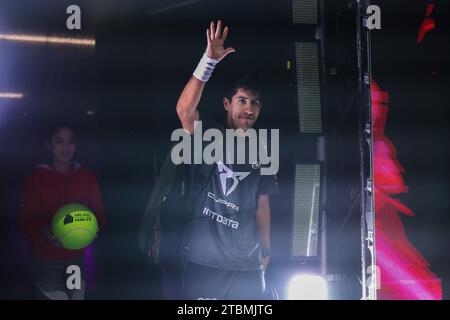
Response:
[205,20,235,61]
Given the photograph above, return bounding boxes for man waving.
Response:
[176,20,278,300]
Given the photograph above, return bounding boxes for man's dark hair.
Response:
[224,74,262,101]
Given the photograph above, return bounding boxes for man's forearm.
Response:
[176,76,205,133]
[175,20,234,133]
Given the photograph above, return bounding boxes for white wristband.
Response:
[193,53,219,82]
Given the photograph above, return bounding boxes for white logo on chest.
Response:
[217,162,250,196]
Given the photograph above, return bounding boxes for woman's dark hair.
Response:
[46,121,76,142]
[224,74,262,101]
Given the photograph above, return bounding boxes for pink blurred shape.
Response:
[417,4,436,43]
[372,80,442,300]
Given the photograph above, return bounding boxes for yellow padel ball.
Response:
[51,203,98,250]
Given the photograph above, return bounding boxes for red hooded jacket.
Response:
[20,162,106,260]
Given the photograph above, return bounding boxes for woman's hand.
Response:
[44,228,63,248]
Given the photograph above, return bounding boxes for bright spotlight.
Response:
[0,92,23,99]
[0,33,95,47]
[287,274,328,300]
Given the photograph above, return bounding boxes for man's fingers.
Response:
[210,21,215,40]
[222,26,229,42]
[225,47,235,54]
[206,28,211,43]
[215,20,222,38]
[224,47,236,57]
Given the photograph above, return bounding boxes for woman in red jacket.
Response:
[20,123,106,300]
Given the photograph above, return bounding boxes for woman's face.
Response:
[47,127,76,165]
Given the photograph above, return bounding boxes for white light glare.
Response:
[0,92,23,99]
[0,34,95,47]
[287,274,328,300]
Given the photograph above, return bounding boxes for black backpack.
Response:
[137,143,214,270]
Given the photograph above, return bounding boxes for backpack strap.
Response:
[138,114,225,255]
[137,144,177,254]
[187,114,225,206]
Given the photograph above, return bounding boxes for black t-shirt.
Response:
[181,113,279,271]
